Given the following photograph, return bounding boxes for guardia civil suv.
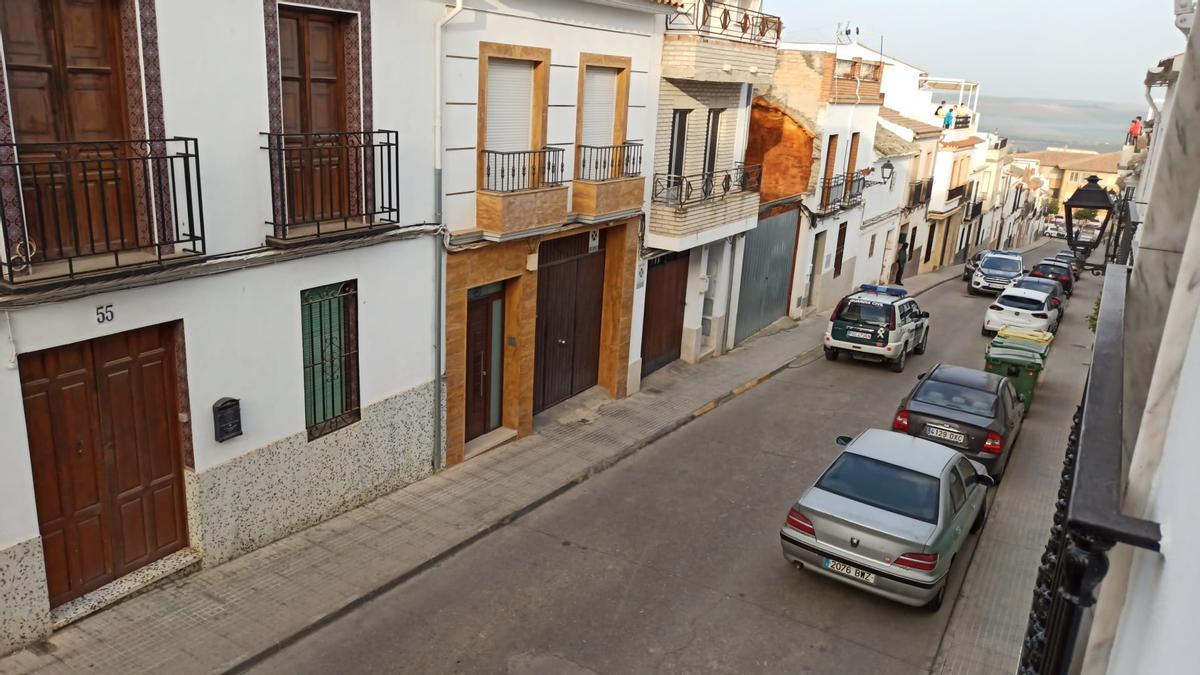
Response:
[824,285,931,373]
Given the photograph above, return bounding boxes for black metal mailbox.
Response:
[213,397,242,442]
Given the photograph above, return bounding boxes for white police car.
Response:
[824,285,931,373]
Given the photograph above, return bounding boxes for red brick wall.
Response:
[745,97,816,203]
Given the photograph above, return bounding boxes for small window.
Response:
[833,222,848,277]
[668,109,690,184]
[948,470,967,512]
[868,233,877,258]
[834,59,854,78]
[703,109,723,176]
[859,61,879,81]
[301,280,361,440]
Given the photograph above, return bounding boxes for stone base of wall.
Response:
[193,379,437,565]
[0,537,50,655]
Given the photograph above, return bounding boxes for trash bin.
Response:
[984,346,1044,411]
[996,326,1055,352]
[990,335,1051,361]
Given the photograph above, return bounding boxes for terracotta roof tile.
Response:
[1059,151,1121,175]
[942,136,984,149]
[1011,148,1098,169]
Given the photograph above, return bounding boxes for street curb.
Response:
[222,263,982,673]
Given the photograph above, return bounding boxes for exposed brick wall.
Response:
[661,34,776,85]
[745,97,815,203]
[653,79,744,178]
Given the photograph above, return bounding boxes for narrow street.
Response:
[250,243,1095,675]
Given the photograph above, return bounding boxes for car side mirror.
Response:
[835,435,852,446]
[1024,268,1031,274]
[973,474,996,487]
[917,372,926,380]
[919,311,930,319]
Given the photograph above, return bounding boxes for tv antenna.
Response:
[834,22,859,45]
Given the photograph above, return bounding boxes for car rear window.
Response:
[913,380,998,417]
[997,295,1044,311]
[838,301,891,327]
[981,256,1021,273]
[817,453,940,524]
[1014,279,1054,293]
[1035,264,1067,276]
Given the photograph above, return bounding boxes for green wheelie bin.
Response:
[990,335,1051,361]
[984,346,1044,412]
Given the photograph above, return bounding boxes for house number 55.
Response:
[95,304,115,324]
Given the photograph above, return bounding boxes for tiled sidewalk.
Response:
[0,247,1025,675]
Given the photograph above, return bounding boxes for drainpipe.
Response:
[431,0,464,472]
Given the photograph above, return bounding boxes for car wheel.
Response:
[925,580,947,613]
[915,328,929,355]
[824,347,839,361]
[966,286,977,296]
[971,500,988,533]
[890,346,907,373]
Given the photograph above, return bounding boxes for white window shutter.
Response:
[581,66,618,147]
[486,58,534,152]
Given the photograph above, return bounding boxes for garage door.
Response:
[735,209,799,344]
[534,232,606,413]
[20,323,188,608]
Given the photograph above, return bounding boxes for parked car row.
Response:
[782,246,1086,613]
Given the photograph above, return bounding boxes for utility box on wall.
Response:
[213,397,242,442]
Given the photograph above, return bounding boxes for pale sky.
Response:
[763,0,1186,105]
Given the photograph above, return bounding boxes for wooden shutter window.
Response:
[833,222,848,277]
[580,66,618,147]
[486,58,534,152]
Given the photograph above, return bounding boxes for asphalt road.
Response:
[251,245,1077,675]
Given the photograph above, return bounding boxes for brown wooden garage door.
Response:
[640,251,689,377]
[20,323,187,608]
[534,232,606,414]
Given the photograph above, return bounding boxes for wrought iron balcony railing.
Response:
[814,172,865,213]
[947,184,967,201]
[481,147,565,193]
[651,164,761,209]
[842,171,865,204]
[954,114,973,129]
[967,200,984,220]
[907,178,932,208]
[263,130,399,242]
[665,1,783,47]
[577,142,643,182]
[1017,264,1161,675]
[0,137,206,286]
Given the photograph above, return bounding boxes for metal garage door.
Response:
[735,209,799,344]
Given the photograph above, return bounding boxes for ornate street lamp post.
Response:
[1063,175,1114,257]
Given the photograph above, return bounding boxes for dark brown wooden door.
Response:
[534,232,606,413]
[0,0,134,260]
[821,134,838,209]
[20,324,187,608]
[640,252,689,377]
[279,8,347,224]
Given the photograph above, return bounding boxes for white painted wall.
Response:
[0,237,437,549]
[438,0,663,232]
[1106,300,1200,674]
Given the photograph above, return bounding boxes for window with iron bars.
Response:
[301,280,361,440]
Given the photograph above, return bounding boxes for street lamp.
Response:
[865,159,895,187]
[1063,174,1113,255]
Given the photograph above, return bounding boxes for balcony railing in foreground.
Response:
[651,164,761,209]
[0,137,206,286]
[577,142,643,182]
[665,1,782,46]
[263,130,399,244]
[481,147,565,193]
[1017,265,1161,675]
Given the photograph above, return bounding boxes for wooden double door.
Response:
[20,323,187,608]
[640,251,689,376]
[534,232,606,414]
[1,0,140,260]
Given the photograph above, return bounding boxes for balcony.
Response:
[647,164,761,250]
[662,1,780,85]
[813,172,866,215]
[947,184,967,201]
[966,200,984,220]
[907,178,932,208]
[1018,264,1161,674]
[0,137,206,287]
[476,147,568,239]
[572,142,645,223]
[954,115,973,129]
[263,130,400,247]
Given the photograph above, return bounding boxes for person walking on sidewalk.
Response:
[894,240,909,285]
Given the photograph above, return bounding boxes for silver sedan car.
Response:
[780,429,993,610]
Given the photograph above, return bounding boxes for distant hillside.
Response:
[974,96,1146,153]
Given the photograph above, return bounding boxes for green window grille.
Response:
[301,280,360,439]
